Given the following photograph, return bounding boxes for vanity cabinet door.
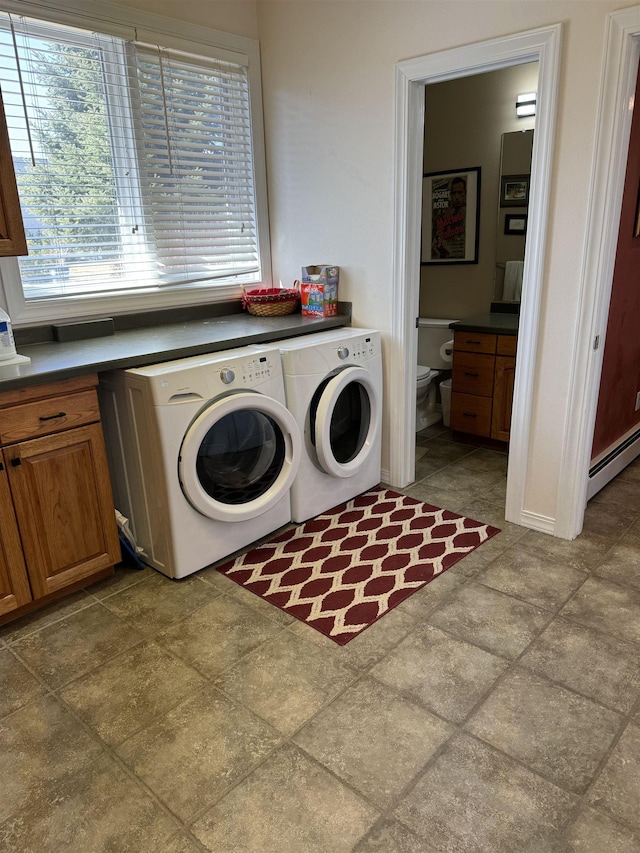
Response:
[491,356,516,442]
[0,452,32,616]
[497,335,517,358]
[4,423,120,599]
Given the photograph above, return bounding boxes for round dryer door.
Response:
[312,366,380,478]
[179,392,301,522]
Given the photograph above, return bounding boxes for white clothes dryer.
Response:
[99,346,301,579]
[275,328,382,523]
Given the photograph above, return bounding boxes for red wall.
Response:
[591,65,640,460]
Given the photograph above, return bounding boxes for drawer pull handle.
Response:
[466,339,482,345]
[462,412,477,418]
[10,457,21,466]
[464,372,479,377]
[39,412,66,421]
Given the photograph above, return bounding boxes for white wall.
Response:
[111,0,259,38]
[421,64,537,319]
[255,0,638,526]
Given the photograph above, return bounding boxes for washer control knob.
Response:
[337,346,349,360]
[220,368,235,384]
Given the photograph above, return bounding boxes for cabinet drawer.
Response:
[453,331,497,355]
[0,389,101,444]
[452,352,495,396]
[497,334,517,357]
[450,392,492,437]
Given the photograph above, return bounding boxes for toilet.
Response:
[416,318,457,431]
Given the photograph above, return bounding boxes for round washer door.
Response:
[313,366,380,478]
[179,392,301,521]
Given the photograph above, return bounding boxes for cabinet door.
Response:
[0,452,32,615]
[4,424,120,598]
[491,356,516,442]
[0,89,27,257]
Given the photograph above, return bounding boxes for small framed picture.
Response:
[500,174,529,207]
[504,214,527,235]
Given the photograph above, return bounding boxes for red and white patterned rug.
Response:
[217,487,500,645]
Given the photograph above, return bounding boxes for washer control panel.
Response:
[145,346,283,405]
[334,336,377,362]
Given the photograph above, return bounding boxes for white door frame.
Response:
[389,25,562,535]
[555,6,640,538]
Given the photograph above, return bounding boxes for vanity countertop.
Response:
[450,312,519,335]
[0,308,351,391]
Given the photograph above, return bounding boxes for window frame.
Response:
[0,0,271,325]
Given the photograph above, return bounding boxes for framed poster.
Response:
[500,174,529,207]
[422,167,480,264]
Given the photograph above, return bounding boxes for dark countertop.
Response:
[0,309,351,391]
[450,312,519,335]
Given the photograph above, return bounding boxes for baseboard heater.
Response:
[587,427,640,500]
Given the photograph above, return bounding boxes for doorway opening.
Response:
[389,26,562,534]
[413,63,537,515]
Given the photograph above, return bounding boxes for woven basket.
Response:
[241,286,300,317]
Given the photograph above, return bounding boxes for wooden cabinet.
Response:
[0,375,119,622]
[0,455,31,616]
[450,331,517,442]
[0,88,27,257]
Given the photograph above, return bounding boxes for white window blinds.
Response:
[0,12,261,302]
[133,46,258,286]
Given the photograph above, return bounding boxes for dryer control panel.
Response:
[238,354,276,384]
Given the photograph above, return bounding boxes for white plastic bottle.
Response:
[0,307,17,360]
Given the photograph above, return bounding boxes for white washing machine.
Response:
[98,346,301,579]
[275,328,383,523]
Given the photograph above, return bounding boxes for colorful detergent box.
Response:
[300,265,339,317]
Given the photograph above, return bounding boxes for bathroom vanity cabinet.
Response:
[0,375,119,622]
[450,331,517,442]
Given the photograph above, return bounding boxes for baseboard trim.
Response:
[587,430,640,500]
[518,510,556,535]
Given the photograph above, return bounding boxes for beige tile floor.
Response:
[2,424,640,851]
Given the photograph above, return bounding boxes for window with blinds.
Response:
[0,11,263,304]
